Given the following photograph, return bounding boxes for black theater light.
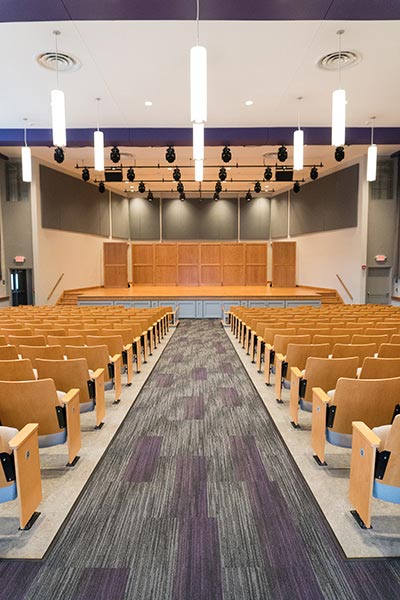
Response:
[277,145,288,162]
[264,166,273,181]
[213,192,220,201]
[245,189,252,202]
[54,146,64,164]
[173,167,181,181]
[215,181,222,194]
[110,146,120,163]
[180,192,186,201]
[166,146,176,163]
[82,167,90,182]
[293,181,300,193]
[98,181,105,193]
[254,181,261,193]
[310,166,319,180]
[127,167,135,182]
[147,190,154,202]
[335,146,345,162]
[219,166,227,181]
[138,181,146,193]
[221,146,232,163]
[177,181,184,194]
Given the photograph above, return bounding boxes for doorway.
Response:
[366,266,391,304]
[10,268,33,306]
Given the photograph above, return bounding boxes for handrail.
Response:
[336,274,353,302]
[47,273,64,302]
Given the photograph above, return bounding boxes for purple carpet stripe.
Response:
[230,435,270,482]
[172,518,223,600]
[221,363,234,374]
[192,367,207,380]
[171,456,208,517]
[184,395,205,420]
[156,373,174,387]
[247,476,324,599]
[219,386,241,407]
[0,562,41,600]
[75,568,129,600]
[124,436,162,482]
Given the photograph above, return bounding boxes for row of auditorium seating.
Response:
[0,304,174,530]
[228,304,400,529]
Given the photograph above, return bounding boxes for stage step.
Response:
[317,290,344,305]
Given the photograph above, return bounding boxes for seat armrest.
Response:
[311,387,330,464]
[9,423,39,450]
[290,367,303,426]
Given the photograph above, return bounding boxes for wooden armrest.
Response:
[133,336,140,342]
[265,343,272,349]
[92,368,104,381]
[124,343,132,351]
[62,388,80,406]
[9,423,39,450]
[313,387,330,406]
[291,366,303,379]
[275,352,285,363]
[311,387,330,464]
[111,353,121,364]
[290,367,303,425]
[352,421,381,447]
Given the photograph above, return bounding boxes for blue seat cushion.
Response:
[105,380,113,391]
[282,380,291,390]
[80,400,95,414]
[373,480,400,504]
[299,398,312,412]
[0,482,17,503]
[39,429,67,448]
[325,429,352,448]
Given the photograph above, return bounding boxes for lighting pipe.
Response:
[94,98,104,172]
[21,119,32,183]
[51,31,66,147]
[367,117,377,182]
[331,30,346,147]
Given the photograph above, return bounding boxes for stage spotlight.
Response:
[179,192,186,201]
[221,145,232,163]
[264,166,273,181]
[110,146,120,163]
[245,189,252,202]
[219,166,227,181]
[166,145,176,163]
[215,181,222,194]
[293,181,300,193]
[335,146,345,162]
[82,167,90,182]
[147,190,154,202]
[127,167,135,182]
[177,181,184,194]
[54,146,64,164]
[310,166,319,180]
[173,167,181,181]
[98,181,105,193]
[277,145,288,162]
[213,192,220,201]
[138,181,146,193]
[254,181,261,193]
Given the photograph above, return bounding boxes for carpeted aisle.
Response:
[1,319,400,599]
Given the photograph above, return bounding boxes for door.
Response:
[10,268,33,306]
[366,267,391,304]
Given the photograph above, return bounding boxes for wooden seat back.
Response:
[0,358,35,381]
[263,327,297,346]
[36,358,91,404]
[0,346,19,360]
[359,357,400,380]
[33,327,66,337]
[1,328,33,341]
[284,343,330,379]
[313,334,351,352]
[19,345,64,366]
[331,327,364,336]
[364,327,397,337]
[391,334,400,344]
[102,328,133,346]
[0,336,7,346]
[352,334,390,345]
[302,356,358,403]
[48,335,85,349]
[273,334,311,356]
[86,335,124,356]
[65,345,111,382]
[375,415,400,488]
[332,343,377,367]
[8,335,46,348]
[378,344,400,359]
[297,327,331,337]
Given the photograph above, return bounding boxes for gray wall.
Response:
[40,165,110,237]
[240,196,270,240]
[271,192,289,239]
[129,196,160,240]
[111,193,129,239]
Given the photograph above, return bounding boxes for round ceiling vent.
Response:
[318,50,361,71]
[36,51,81,72]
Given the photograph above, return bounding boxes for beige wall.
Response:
[31,159,105,305]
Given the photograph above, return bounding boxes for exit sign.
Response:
[14,256,26,263]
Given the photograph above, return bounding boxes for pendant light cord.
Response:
[297,96,302,130]
[96,98,101,131]
[337,29,344,88]
[54,31,60,89]
[196,0,200,45]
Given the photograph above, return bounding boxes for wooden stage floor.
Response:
[78,285,322,301]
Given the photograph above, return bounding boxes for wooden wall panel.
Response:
[246,265,267,285]
[222,243,245,265]
[223,265,245,286]
[271,241,296,287]
[132,244,154,265]
[178,243,199,265]
[200,265,221,285]
[245,243,267,264]
[155,265,177,285]
[178,266,199,285]
[200,244,221,264]
[245,243,267,285]
[103,242,128,288]
[155,243,177,265]
[133,266,154,285]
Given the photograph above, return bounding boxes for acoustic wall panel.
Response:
[162,198,238,240]
[129,196,160,240]
[111,193,129,239]
[240,196,270,240]
[270,192,289,239]
[290,164,359,236]
[40,165,109,236]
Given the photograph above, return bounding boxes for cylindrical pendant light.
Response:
[21,119,32,183]
[190,45,207,123]
[194,159,203,182]
[94,98,104,171]
[367,117,377,182]
[193,122,204,161]
[331,30,346,147]
[293,97,304,171]
[331,88,346,146]
[51,89,66,147]
[51,31,66,147]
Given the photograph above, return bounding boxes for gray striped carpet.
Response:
[1,319,400,599]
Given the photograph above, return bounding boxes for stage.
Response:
[77,285,327,318]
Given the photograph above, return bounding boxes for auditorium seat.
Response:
[86,335,133,387]
[311,376,400,465]
[0,423,42,529]
[273,342,330,399]
[358,357,400,379]
[19,345,65,367]
[378,343,400,358]
[349,415,400,528]
[332,343,377,366]
[0,345,19,360]
[47,335,85,350]
[8,334,47,349]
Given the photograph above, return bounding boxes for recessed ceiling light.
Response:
[245,100,253,106]
[144,100,153,106]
